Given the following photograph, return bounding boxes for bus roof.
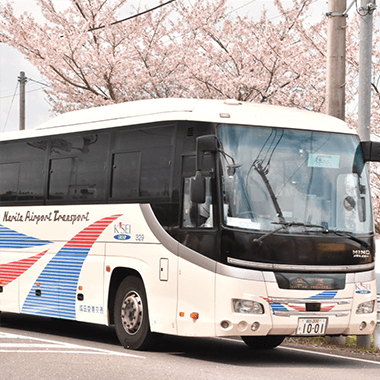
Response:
[0,98,355,141]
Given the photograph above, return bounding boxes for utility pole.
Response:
[325,1,347,346]
[18,71,27,131]
[326,0,347,120]
[357,0,377,350]
[357,0,376,141]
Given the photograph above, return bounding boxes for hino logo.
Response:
[352,249,370,258]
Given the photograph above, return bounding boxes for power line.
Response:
[0,86,47,100]
[2,82,19,133]
[226,0,258,16]
[267,0,321,21]
[89,0,176,31]
[28,78,51,87]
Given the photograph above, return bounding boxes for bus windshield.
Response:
[218,124,373,235]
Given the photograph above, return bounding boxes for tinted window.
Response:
[111,151,140,198]
[111,125,175,200]
[140,146,172,197]
[48,133,109,201]
[0,139,47,202]
[0,162,19,201]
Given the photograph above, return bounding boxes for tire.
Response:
[241,335,285,350]
[114,276,157,350]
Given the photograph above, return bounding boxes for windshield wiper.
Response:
[253,221,326,245]
[253,162,286,223]
[253,221,370,248]
[325,229,370,249]
[272,221,327,230]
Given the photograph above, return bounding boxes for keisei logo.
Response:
[114,222,132,241]
[355,282,371,295]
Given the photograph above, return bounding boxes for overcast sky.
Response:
[0,0,328,133]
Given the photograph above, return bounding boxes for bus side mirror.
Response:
[196,135,218,171]
[360,141,380,162]
[190,135,218,204]
[190,171,206,203]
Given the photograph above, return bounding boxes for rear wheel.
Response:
[241,335,285,349]
[114,276,157,350]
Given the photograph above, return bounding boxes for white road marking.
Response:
[0,331,144,358]
[279,346,380,365]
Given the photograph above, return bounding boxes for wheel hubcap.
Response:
[121,291,143,335]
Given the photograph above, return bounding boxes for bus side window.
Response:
[183,177,213,228]
[0,162,19,202]
[48,133,109,201]
[0,139,47,203]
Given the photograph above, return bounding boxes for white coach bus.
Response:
[0,98,378,350]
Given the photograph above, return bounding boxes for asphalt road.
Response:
[0,312,379,380]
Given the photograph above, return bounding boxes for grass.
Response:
[287,335,380,354]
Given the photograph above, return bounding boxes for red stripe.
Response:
[63,214,121,249]
[0,251,46,286]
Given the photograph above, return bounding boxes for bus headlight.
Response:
[233,299,264,314]
[356,300,375,314]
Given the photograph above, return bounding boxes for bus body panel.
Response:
[176,256,216,336]
[214,271,273,337]
[75,242,107,325]
[1,204,159,320]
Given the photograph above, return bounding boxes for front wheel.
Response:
[241,335,285,349]
[114,276,157,350]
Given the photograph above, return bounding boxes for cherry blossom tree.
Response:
[0,0,329,112]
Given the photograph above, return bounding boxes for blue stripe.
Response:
[0,224,52,248]
[309,291,338,299]
[22,246,90,320]
[270,303,288,312]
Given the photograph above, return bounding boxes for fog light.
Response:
[233,299,264,314]
[356,300,375,314]
[221,320,231,329]
[251,322,260,332]
[359,321,367,331]
[237,321,248,332]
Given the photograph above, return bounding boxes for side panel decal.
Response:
[0,251,46,286]
[21,215,121,320]
[0,224,52,249]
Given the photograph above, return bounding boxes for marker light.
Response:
[233,299,264,314]
[190,312,199,320]
[221,320,230,329]
[251,322,260,332]
[359,322,367,331]
[356,300,375,314]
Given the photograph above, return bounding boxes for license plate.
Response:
[296,318,327,336]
